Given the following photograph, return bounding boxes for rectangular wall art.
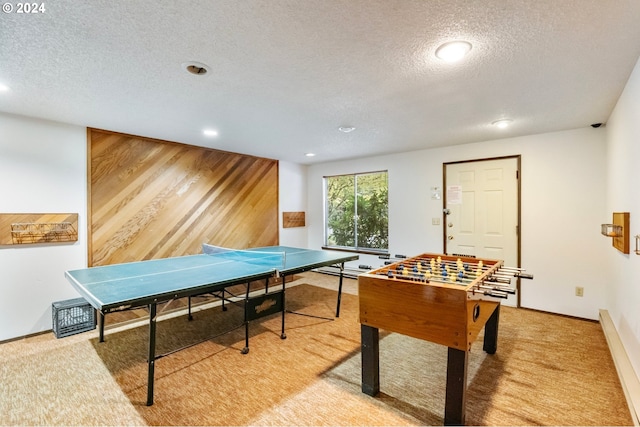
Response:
[0,213,79,245]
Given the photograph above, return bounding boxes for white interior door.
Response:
[444,157,520,306]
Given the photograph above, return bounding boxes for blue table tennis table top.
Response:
[65,246,358,312]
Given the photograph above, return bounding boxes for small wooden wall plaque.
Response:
[612,212,630,254]
[283,212,306,228]
[0,213,79,245]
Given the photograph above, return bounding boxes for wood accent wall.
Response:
[88,129,279,266]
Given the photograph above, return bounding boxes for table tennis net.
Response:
[201,243,286,271]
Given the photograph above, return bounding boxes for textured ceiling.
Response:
[2,0,640,164]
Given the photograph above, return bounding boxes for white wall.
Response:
[0,113,87,341]
[0,119,310,342]
[307,127,609,320]
[1,82,636,382]
[605,55,640,378]
[278,161,308,248]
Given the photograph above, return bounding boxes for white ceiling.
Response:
[2,0,640,165]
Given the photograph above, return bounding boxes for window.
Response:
[324,171,388,252]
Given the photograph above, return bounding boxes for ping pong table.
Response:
[64,245,358,405]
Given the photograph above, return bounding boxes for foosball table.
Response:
[358,252,533,425]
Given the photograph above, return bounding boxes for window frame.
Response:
[322,170,389,255]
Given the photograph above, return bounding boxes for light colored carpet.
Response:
[0,273,632,426]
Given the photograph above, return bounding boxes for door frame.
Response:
[443,155,522,306]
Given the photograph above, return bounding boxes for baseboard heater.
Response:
[314,265,371,279]
[599,309,640,426]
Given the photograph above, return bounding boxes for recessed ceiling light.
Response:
[491,119,512,129]
[338,126,356,133]
[305,153,316,157]
[182,61,210,76]
[203,129,218,137]
[435,41,472,62]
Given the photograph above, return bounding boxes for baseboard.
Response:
[0,329,51,345]
[600,309,640,426]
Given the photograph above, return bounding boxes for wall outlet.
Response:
[432,218,440,225]
[575,286,584,297]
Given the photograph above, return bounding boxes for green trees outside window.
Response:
[324,171,388,251]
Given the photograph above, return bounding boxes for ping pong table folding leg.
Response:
[98,311,106,342]
[336,262,345,317]
[220,289,228,311]
[242,282,251,354]
[243,278,286,354]
[146,302,157,406]
[280,275,286,340]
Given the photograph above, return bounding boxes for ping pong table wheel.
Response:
[222,306,227,311]
[241,347,249,354]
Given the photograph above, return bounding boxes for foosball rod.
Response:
[380,260,486,278]
[384,255,493,269]
[453,271,518,287]
[382,254,491,269]
[490,273,533,282]
[427,263,533,279]
[382,262,500,284]
[374,270,520,295]
[388,266,520,287]
[377,268,498,286]
[476,287,510,299]
[373,270,475,285]
[376,258,530,290]
[377,255,524,281]
[487,269,534,284]
[379,254,409,265]
[494,267,534,280]
[387,258,500,278]
[478,283,516,294]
